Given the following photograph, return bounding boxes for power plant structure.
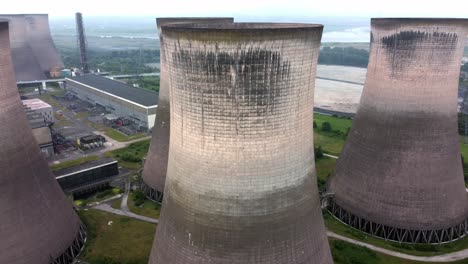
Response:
[75,12,89,74]
[149,23,332,263]
[0,14,63,81]
[328,18,468,244]
[141,17,234,203]
[0,19,85,264]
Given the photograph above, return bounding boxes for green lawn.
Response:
[73,188,123,207]
[314,113,353,133]
[86,121,148,142]
[316,157,337,190]
[78,209,156,264]
[329,239,468,264]
[104,139,150,170]
[325,211,468,257]
[111,198,123,210]
[128,191,161,219]
[50,155,100,171]
[313,113,351,155]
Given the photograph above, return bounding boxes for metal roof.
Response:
[67,75,158,107]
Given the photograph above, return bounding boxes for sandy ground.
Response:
[315,78,363,113]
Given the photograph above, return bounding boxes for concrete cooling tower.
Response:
[0,14,63,81]
[24,14,64,74]
[328,18,468,244]
[141,17,234,203]
[0,20,85,264]
[149,23,332,263]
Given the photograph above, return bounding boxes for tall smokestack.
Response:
[141,17,234,203]
[149,23,332,263]
[75,12,89,74]
[0,19,86,264]
[329,18,468,244]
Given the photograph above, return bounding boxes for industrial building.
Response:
[0,14,63,81]
[54,157,119,196]
[328,18,468,244]
[23,98,54,123]
[0,19,85,264]
[142,17,234,203]
[149,23,332,263]
[65,75,158,130]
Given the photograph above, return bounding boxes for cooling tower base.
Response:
[329,201,468,244]
[52,224,87,264]
[140,180,163,204]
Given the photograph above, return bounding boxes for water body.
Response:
[50,16,371,43]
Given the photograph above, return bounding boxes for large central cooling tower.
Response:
[149,23,332,263]
[329,18,468,244]
[141,17,234,203]
[0,20,85,264]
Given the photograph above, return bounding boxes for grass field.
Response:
[86,121,148,142]
[128,191,161,219]
[325,211,468,257]
[50,155,100,171]
[316,157,337,190]
[78,209,156,264]
[313,113,352,155]
[78,209,466,264]
[73,188,123,207]
[105,139,150,170]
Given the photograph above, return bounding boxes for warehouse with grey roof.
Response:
[65,75,158,130]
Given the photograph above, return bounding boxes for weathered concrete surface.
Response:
[142,18,234,202]
[149,23,332,264]
[329,18,468,242]
[0,20,82,264]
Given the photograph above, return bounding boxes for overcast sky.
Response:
[2,0,468,18]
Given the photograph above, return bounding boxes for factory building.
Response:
[328,18,468,244]
[65,75,158,130]
[0,14,63,81]
[23,98,54,123]
[149,23,332,263]
[54,157,119,196]
[0,19,85,264]
[142,17,234,203]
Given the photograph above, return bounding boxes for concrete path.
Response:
[324,153,339,159]
[93,203,158,224]
[327,231,468,262]
[120,176,131,213]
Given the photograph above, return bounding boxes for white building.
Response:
[65,75,158,130]
[22,98,54,123]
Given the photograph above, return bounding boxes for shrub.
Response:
[315,146,324,160]
[322,122,332,132]
[133,191,146,206]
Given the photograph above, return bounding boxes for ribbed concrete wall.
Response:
[24,14,64,73]
[149,23,332,263]
[329,18,468,242]
[142,17,233,203]
[0,20,84,264]
[0,14,45,81]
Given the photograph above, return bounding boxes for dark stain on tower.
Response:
[149,23,332,264]
[141,18,234,204]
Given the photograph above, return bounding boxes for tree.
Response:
[321,122,332,132]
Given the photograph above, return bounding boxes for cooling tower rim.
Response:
[157,17,234,21]
[161,22,323,31]
[372,17,468,25]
